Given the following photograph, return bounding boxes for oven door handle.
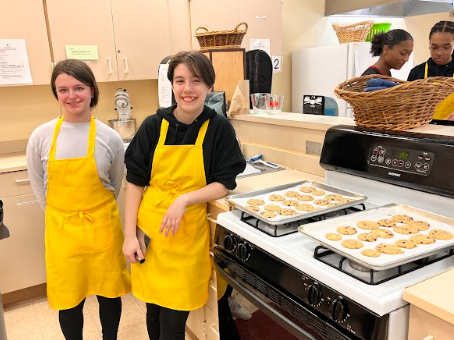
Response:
[214,257,317,340]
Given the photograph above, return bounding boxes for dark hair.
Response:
[429,21,454,39]
[51,59,99,107]
[370,29,413,57]
[167,51,215,88]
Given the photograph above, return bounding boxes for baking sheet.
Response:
[299,204,454,270]
[226,181,366,225]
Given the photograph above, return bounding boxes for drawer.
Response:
[408,305,454,340]
[206,304,219,333]
[0,170,33,198]
[206,310,220,340]
[206,278,218,312]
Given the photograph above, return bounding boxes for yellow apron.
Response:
[132,119,212,311]
[425,63,454,120]
[45,116,131,310]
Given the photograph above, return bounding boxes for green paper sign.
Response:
[65,45,99,60]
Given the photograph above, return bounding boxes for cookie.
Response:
[314,199,330,206]
[269,194,285,202]
[282,199,299,207]
[284,191,300,198]
[327,203,340,207]
[245,205,260,212]
[408,220,430,231]
[295,204,314,212]
[312,190,326,196]
[392,214,414,224]
[356,220,380,230]
[376,243,404,254]
[341,239,364,249]
[297,194,314,202]
[278,208,296,216]
[325,194,343,201]
[246,199,265,206]
[395,239,418,249]
[393,225,419,235]
[337,226,357,235]
[361,249,381,257]
[357,232,378,242]
[260,211,276,219]
[377,219,396,228]
[410,235,435,245]
[428,229,454,240]
[370,228,394,239]
[264,204,281,212]
[325,233,342,241]
[300,186,316,193]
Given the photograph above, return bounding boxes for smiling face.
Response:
[171,63,212,120]
[383,39,414,70]
[430,32,454,66]
[55,73,93,122]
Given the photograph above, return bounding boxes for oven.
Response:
[214,125,454,340]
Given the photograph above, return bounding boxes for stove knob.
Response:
[307,285,322,306]
[223,235,237,252]
[236,243,249,261]
[330,300,348,322]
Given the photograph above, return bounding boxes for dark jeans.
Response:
[59,295,122,340]
[146,303,189,340]
[218,285,241,340]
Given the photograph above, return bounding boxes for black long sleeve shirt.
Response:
[125,105,246,190]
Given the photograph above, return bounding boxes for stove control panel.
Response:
[368,144,434,176]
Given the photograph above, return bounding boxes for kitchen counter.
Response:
[0,152,27,174]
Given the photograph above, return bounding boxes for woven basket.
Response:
[334,75,454,130]
[195,23,248,51]
[332,21,374,44]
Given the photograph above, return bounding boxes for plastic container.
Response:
[366,23,392,42]
[324,97,338,116]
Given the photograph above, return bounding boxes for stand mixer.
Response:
[108,88,137,142]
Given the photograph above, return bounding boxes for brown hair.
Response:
[51,59,99,107]
[167,51,215,88]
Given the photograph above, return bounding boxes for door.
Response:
[46,0,118,82]
[0,194,46,293]
[0,0,52,85]
[111,0,172,80]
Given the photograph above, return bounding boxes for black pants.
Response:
[146,303,189,340]
[218,285,241,340]
[59,295,122,340]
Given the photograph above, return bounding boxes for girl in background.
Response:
[362,29,414,77]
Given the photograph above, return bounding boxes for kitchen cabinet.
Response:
[189,0,282,56]
[0,171,46,295]
[0,0,52,85]
[46,0,171,81]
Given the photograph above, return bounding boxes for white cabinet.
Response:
[0,171,46,294]
[0,0,52,85]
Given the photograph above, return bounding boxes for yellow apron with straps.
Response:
[45,116,131,310]
[425,62,454,120]
[132,119,212,311]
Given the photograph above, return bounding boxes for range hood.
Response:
[325,0,454,17]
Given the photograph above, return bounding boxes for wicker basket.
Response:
[334,75,454,130]
[332,21,374,44]
[195,23,248,51]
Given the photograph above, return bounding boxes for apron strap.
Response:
[49,115,96,160]
[157,119,210,147]
[195,120,209,146]
[425,62,454,79]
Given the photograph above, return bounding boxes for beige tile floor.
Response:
[4,293,194,340]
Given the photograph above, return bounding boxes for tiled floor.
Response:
[4,293,194,340]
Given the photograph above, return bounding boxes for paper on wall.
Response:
[158,63,172,108]
[249,39,271,56]
[0,39,33,85]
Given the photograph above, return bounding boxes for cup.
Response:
[266,94,284,113]
[250,93,270,113]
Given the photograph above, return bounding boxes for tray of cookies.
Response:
[226,181,366,225]
[299,204,454,270]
